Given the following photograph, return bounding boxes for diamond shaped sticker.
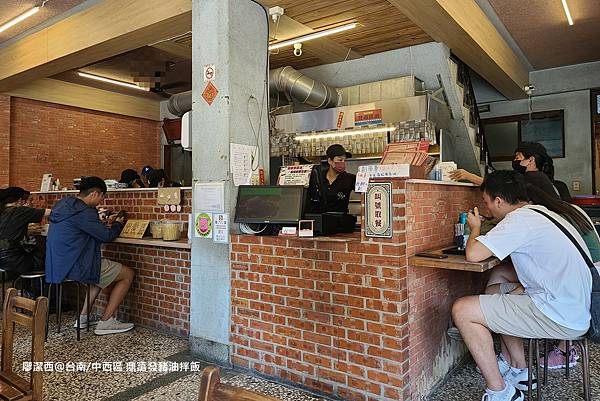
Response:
[202,81,218,105]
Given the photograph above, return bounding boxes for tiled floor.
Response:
[7,312,327,401]
[5,312,600,400]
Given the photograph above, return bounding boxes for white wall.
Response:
[481,90,592,194]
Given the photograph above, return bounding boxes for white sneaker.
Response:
[481,384,524,401]
[477,353,511,376]
[503,367,537,391]
[94,317,134,335]
[497,353,511,377]
[73,314,100,329]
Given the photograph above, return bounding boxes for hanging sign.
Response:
[203,64,216,82]
[354,109,383,126]
[202,82,219,105]
[365,182,392,238]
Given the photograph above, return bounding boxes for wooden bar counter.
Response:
[409,247,501,272]
[230,179,490,401]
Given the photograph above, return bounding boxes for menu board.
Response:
[119,220,150,239]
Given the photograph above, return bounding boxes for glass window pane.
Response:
[484,121,519,159]
[521,116,563,157]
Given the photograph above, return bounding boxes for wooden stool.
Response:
[198,367,282,401]
[1,287,48,401]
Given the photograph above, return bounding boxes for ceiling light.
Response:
[0,7,40,34]
[561,0,574,25]
[269,23,357,51]
[77,72,149,91]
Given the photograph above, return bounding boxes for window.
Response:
[482,110,565,161]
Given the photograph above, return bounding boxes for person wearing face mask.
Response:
[306,144,356,215]
[450,142,562,200]
[512,142,563,200]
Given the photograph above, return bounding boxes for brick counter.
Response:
[230,179,488,401]
[34,188,192,337]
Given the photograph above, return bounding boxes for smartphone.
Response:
[415,252,448,259]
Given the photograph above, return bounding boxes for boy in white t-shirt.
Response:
[452,171,591,401]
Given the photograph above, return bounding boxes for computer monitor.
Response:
[234,185,306,225]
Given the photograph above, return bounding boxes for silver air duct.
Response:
[269,66,339,109]
[167,66,337,116]
[167,90,192,117]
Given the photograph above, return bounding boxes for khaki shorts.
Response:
[98,258,122,289]
[479,293,587,340]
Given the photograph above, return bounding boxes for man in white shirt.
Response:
[452,171,591,401]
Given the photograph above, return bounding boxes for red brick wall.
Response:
[405,181,487,400]
[102,243,191,337]
[405,182,484,256]
[35,189,192,337]
[8,97,160,191]
[230,179,490,401]
[230,179,411,401]
[0,95,10,187]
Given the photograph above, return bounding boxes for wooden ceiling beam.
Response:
[387,0,530,99]
[5,78,160,121]
[0,0,191,92]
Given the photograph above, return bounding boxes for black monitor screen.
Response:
[234,185,305,224]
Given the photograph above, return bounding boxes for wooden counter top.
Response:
[34,231,191,249]
[408,247,500,273]
[111,237,191,249]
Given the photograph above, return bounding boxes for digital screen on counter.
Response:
[234,185,305,224]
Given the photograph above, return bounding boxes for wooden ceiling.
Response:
[47,0,431,99]
[261,0,432,69]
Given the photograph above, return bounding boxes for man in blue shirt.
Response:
[46,176,135,335]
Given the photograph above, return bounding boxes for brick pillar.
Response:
[0,95,10,187]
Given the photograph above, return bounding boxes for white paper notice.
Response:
[213,213,229,243]
[194,182,225,213]
[230,143,257,186]
[355,171,370,193]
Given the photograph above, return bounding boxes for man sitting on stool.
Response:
[452,171,591,401]
[46,176,135,336]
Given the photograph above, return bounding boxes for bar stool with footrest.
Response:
[15,271,45,299]
[525,337,592,401]
[0,288,48,401]
[45,279,91,341]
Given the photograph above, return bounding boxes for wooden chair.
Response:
[198,366,282,401]
[1,288,48,401]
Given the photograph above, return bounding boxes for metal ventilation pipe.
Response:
[167,90,192,117]
[269,66,339,109]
